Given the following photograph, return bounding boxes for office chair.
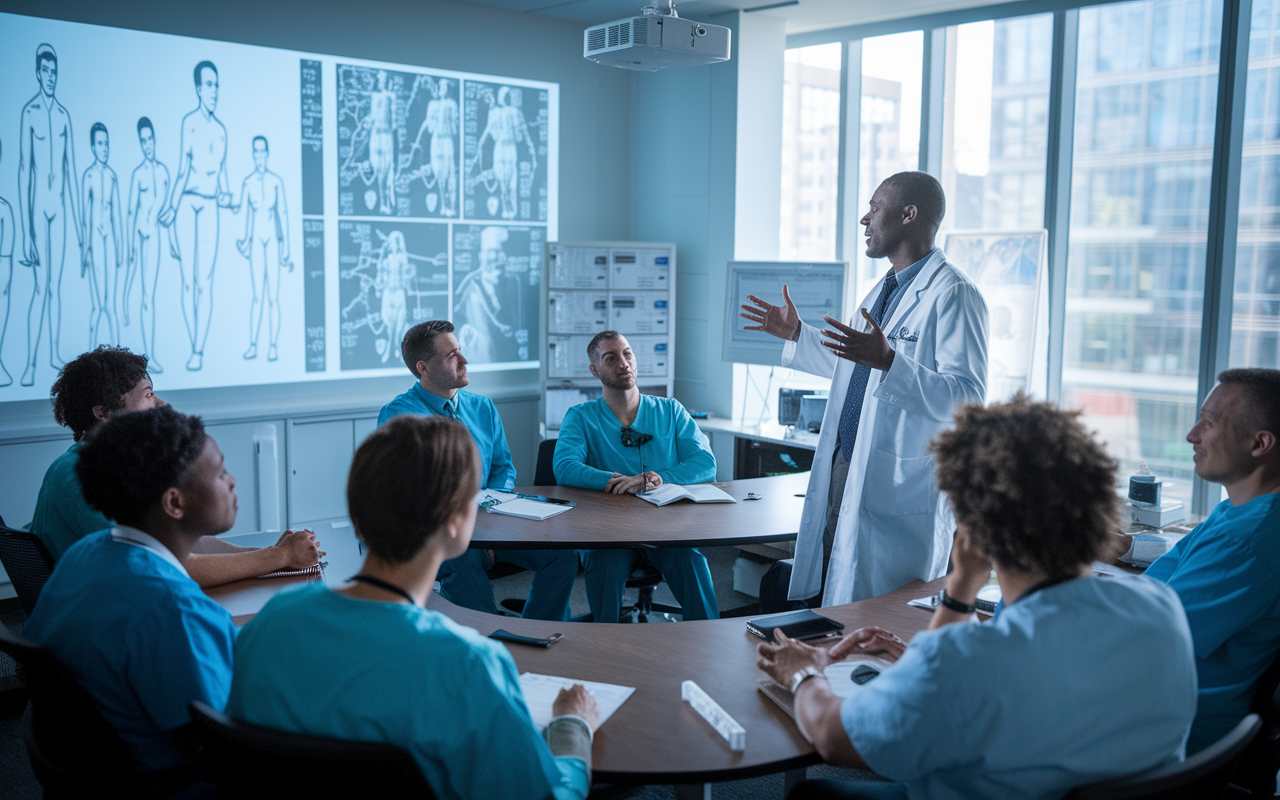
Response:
[189,701,438,798]
[1231,650,1280,797]
[0,524,56,618]
[534,438,668,621]
[0,624,193,797]
[1065,712,1261,800]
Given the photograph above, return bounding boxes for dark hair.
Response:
[882,171,947,235]
[89,122,107,146]
[932,393,1117,577]
[1217,368,1280,438]
[76,407,207,529]
[51,347,151,441]
[587,330,623,363]
[36,46,56,71]
[347,416,480,564]
[137,116,153,136]
[252,135,268,150]
[193,60,217,88]
[400,320,455,377]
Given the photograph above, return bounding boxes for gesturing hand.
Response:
[829,626,907,663]
[741,285,802,342]
[820,310,894,371]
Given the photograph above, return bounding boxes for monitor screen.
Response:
[723,261,848,367]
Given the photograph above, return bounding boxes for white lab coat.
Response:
[785,249,988,604]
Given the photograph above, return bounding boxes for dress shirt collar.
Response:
[110,525,191,579]
[410,381,461,417]
[891,248,934,292]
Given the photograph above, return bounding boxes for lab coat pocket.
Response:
[862,449,936,516]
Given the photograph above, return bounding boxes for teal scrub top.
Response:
[842,575,1197,800]
[227,583,588,800]
[553,395,715,490]
[1145,493,1280,752]
[28,443,112,561]
[378,382,516,491]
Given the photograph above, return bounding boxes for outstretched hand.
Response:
[820,309,894,371]
[741,285,802,342]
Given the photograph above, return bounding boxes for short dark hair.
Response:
[76,407,207,529]
[1217,368,1280,438]
[51,347,151,441]
[36,46,56,72]
[932,393,1118,577]
[252,135,268,150]
[89,122,107,146]
[587,330,623,363]
[401,320,455,377]
[882,171,947,235]
[347,415,480,563]
[137,116,153,136]
[194,60,217,88]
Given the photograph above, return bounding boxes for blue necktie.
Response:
[838,269,898,462]
[443,399,458,419]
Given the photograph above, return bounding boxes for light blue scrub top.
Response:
[25,530,237,771]
[1145,493,1280,752]
[28,443,113,561]
[841,576,1197,800]
[553,395,715,490]
[227,583,588,800]
[378,382,516,491]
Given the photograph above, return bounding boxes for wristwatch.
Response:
[789,666,823,694]
[937,587,977,614]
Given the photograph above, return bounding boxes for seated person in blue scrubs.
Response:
[228,415,599,800]
[758,395,1197,800]
[26,406,241,776]
[379,321,578,621]
[553,331,719,623]
[1142,368,1280,754]
[29,346,323,586]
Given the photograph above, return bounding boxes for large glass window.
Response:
[1230,0,1280,370]
[939,14,1054,235]
[1063,0,1224,505]
[854,32,924,300]
[780,44,843,262]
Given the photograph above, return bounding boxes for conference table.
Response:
[204,472,943,797]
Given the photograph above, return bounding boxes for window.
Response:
[780,44,842,262]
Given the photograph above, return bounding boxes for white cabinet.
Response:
[205,420,287,535]
[287,419,356,527]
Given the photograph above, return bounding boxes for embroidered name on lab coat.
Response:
[888,327,920,342]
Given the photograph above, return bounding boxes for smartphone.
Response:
[489,629,564,648]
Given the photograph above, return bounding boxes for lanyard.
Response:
[1014,574,1076,605]
[350,574,418,606]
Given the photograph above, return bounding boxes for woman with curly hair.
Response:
[758,394,1198,800]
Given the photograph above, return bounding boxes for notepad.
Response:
[257,561,326,579]
[518,673,635,731]
[636,483,736,506]
[477,490,573,521]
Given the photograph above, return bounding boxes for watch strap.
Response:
[789,666,823,694]
[937,588,977,614]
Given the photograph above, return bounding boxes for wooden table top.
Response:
[470,472,810,549]
[209,568,943,784]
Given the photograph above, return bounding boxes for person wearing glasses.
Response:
[553,331,719,623]
[379,321,579,621]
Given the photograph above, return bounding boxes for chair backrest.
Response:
[535,438,558,486]
[189,701,437,798]
[1067,713,1262,800]
[0,623,138,789]
[1231,649,1280,796]
[0,525,55,617]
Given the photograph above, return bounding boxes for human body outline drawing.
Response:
[81,122,123,348]
[0,141,14,387]
[470,86,537,220]
[124,117,171,374]
[160,60,232,372]
[18,44,83,386]
[235,136,292,362]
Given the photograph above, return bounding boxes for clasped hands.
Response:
[605,471,662,495]
[740,284,894,371]
[756,626,908,689]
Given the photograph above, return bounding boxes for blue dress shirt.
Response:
[379,382,516,491]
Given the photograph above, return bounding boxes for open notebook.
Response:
[636,483,736,507]
[477,490,574,521]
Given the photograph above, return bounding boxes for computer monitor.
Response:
[722,261,848,367]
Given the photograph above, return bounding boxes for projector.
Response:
[584,13,731,71]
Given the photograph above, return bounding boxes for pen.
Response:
[514,492,576,507]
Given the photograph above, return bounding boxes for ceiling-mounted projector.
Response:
[584,0,731,71]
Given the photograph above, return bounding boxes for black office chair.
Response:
[1065,712,1261,800]
[535,438,668,622]
[189,701,437,799]
[1231,650,1280,797]
[0,624,193,797]
[0,524,56,618]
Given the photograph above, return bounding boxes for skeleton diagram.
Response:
[234,136,292,362]
[469,87,537,220]
[405,78,458,216]
[341,229,445,364]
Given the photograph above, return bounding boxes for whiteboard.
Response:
[0,13,557,401]
[723,261,848,366]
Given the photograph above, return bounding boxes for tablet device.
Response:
[746,609,844,642]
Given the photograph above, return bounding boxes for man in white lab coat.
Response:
[742,171,988,604]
